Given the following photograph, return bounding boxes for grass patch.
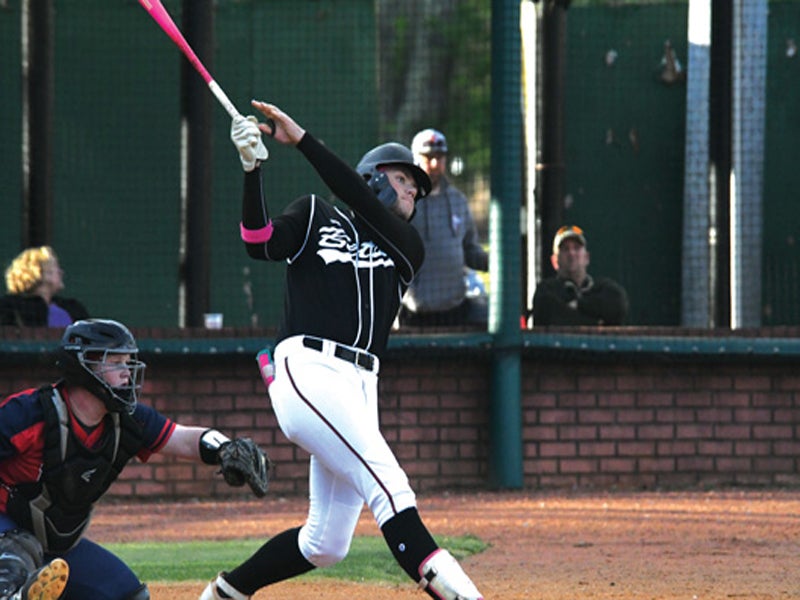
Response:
[106,535,487,584]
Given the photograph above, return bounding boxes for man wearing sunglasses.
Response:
[531,225,628,326]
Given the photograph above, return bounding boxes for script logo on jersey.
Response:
[317,223,394,269]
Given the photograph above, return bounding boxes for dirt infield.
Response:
[88,489,800,599]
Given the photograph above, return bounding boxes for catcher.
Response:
[0,318,270,600]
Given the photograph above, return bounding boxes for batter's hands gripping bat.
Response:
[138,0,241,119]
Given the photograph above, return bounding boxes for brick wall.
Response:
[522,358,800,489]
[1,330,798,500]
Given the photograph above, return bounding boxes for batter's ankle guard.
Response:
[417,549,484,600]
[199,573,250,600]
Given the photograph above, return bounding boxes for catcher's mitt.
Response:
[218,438,271,498]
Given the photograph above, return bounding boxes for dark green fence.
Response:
[2,1,799,328]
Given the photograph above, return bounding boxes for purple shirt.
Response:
[48,303,73,327]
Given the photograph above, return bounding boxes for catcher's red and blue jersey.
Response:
[0,382,175,513]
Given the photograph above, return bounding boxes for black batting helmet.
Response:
[56,319,146,414]
[356,142,432,200]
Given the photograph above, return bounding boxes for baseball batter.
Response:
[199,102,484,600]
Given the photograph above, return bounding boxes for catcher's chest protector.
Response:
[6,387,143,552]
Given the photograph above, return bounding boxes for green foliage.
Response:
[105,535,488,584]
[443,0,492,181]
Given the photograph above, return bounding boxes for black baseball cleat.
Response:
[11,558,68,600]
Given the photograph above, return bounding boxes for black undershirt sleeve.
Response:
[296,133,424,281]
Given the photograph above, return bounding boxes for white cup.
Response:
[203,313,223,329]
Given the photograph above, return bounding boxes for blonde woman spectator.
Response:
[0,246,89,327]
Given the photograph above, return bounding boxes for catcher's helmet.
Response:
[56,319,145,414]
[356,143,432,200]
[411,128,448,157]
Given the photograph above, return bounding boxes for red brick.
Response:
[577,376,616,392]
[637,424,675,440]
[636,392,674,407]
[538,374,578,392]
[676,456,713,471]
[523,392,557,408]
[714,424,751,439]
[774,440,800,455]
[599,457,636,472]
[734,440,771,456]
[656,408,695,423]
[559,458,596,474]
[538,409,577,425]
[616,409,654,424]
[578,409,616,424]
[696,408,734,423]
[715,457,751,471]
[693,374,733,390]
[596,392,636,407]
[599,424,636,440]
[657,440,696,456]
[697,440,733,455]
[733,375,772,391]
[615,374,655,391]
[617,441,656,456]
[674,392,712,407]
[558,393,597,408]
[733,408,772,423]
[539,442,576,458]
[578,441,615,457]
[675,423,713,439]
[558,425,598,441]
[753,456,794,471]
[753,424,792,439]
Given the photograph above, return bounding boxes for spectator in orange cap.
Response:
[531,225,628,326]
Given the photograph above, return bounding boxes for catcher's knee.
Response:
[122,582,150,600]
[0,529,44,593]
[0,529,43,571]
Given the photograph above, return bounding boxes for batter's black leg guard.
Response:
[225,527,314,592]
[0,530,44,597]
[380,508,438,583]
[381,510,484,599]
[121,583,150,600]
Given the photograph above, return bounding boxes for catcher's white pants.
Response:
[270,336,417,567]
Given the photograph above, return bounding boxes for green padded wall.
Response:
[565,4,688,325]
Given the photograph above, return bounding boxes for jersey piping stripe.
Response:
[287,195,317,264]
[284,357,399,517]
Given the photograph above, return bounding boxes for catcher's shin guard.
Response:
[199,573,250,600]
[11,557,68,600]
[417,550,483,600]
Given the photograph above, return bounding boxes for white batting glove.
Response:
[231,115,269,172]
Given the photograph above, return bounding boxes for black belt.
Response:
[302,336,376,371]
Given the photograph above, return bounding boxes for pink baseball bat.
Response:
[138,0,241,119]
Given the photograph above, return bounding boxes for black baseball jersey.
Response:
[241,133,425,358]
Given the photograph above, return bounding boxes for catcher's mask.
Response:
[56,319,146,414]
[356,142,432,204]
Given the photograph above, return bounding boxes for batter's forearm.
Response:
[242,168,270,229]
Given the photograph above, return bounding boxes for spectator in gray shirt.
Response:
[398,129,489,327]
